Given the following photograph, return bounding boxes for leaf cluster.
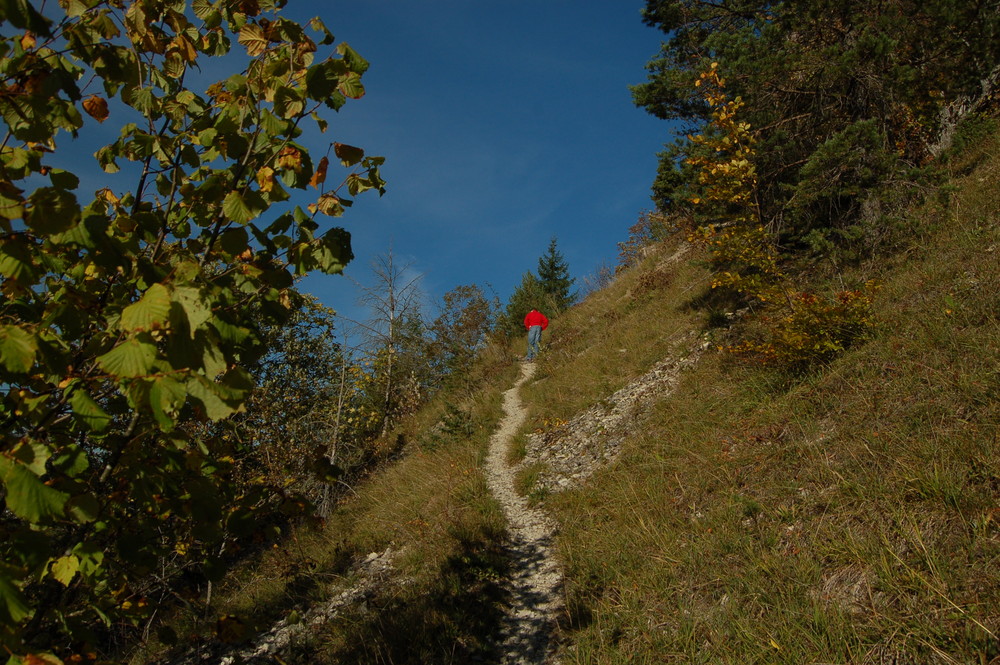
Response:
[0,1,386,661]
[680,63,877,370]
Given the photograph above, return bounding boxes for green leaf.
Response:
[316,228,353,273]
[187,374,241,420]
[0,324,37,373]
[222,190,265,224]
[64,493,99,524]
[120,283,172,332]
[0,180,24,219]
[0,456,70,523]
[25,187,80,234]
[50,445,89,478]
[50,555,79,586]
[9,440,49,475]
[0,238,39,283]
[338,72,365,99]
[337,42,369,74]
[273,86,305,119]
[97,336,157,378]
[219,227,249,257]
[96,145,121,173]
[201,339,227,378]
[72,541,104,576]
[208,316,251,344]
[305,60,344,101]
[172,286,212,336]
[197,127,218,146]
[0,0,54,35]
[149,375,187,431]
[259,109,289,137]
[0,566,30,624]
[309,16,335,45]
[191,0,214,19]
[48,168,80,190]
[68,386,112,432]
[310,111,328,133]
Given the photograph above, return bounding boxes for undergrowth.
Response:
[131,348,520,664]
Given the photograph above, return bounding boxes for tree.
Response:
[0,1,385,659]
[354,250,426,435]
[429,284,498,388]
[632,0,1000,255]
[232,296,346,507]
[497,271,548,337]
[536,236,577,312]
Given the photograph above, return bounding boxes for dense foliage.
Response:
[0,0,384,661]
[634,0,1000,256]
[428,284,499,389]
[632,0,999,368]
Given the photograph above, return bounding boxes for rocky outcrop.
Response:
[524,332,706,493]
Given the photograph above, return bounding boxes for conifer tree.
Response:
[536,237,577,312]
[497,271,548,336]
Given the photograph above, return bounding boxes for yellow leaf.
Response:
[171,34,198,63]
[97,187,119,204]
[238,23,268,57]
[309,156,329,189]
[256,166,275,192]
[50,555,79,586]
[277,146,302,172]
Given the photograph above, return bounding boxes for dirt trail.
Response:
[164,336,702,664]
[483,361,563,665]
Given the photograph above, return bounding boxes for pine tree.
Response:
[498,271,548,336]
[537,237,577,312]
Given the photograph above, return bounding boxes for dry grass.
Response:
[131,346,520,665]
[529,138,1000,663]
[135,135,1000,664]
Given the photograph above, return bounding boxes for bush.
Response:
[730,285,878,370]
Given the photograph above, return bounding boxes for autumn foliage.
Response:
[682,64,877,369]
[0,1,385,661]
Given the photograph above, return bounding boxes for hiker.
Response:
[523,307,549,361]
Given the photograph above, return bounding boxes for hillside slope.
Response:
[518,138,1000,663]
[143,136,999,665]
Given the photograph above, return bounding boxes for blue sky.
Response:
[44,2,675,329]
[283,1,676,325]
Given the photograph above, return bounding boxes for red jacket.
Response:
[524,310,549,330]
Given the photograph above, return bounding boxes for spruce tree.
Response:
[498,271,548,336]
[537,237,577,312]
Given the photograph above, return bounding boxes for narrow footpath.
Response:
[483,361,563,665]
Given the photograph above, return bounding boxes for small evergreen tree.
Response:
[497,272,548,337]
[537,237,577,312]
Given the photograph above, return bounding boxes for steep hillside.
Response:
[519,137,1000,662]
[139,135,998,665]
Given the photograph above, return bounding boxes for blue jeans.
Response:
[526,325,542,360]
